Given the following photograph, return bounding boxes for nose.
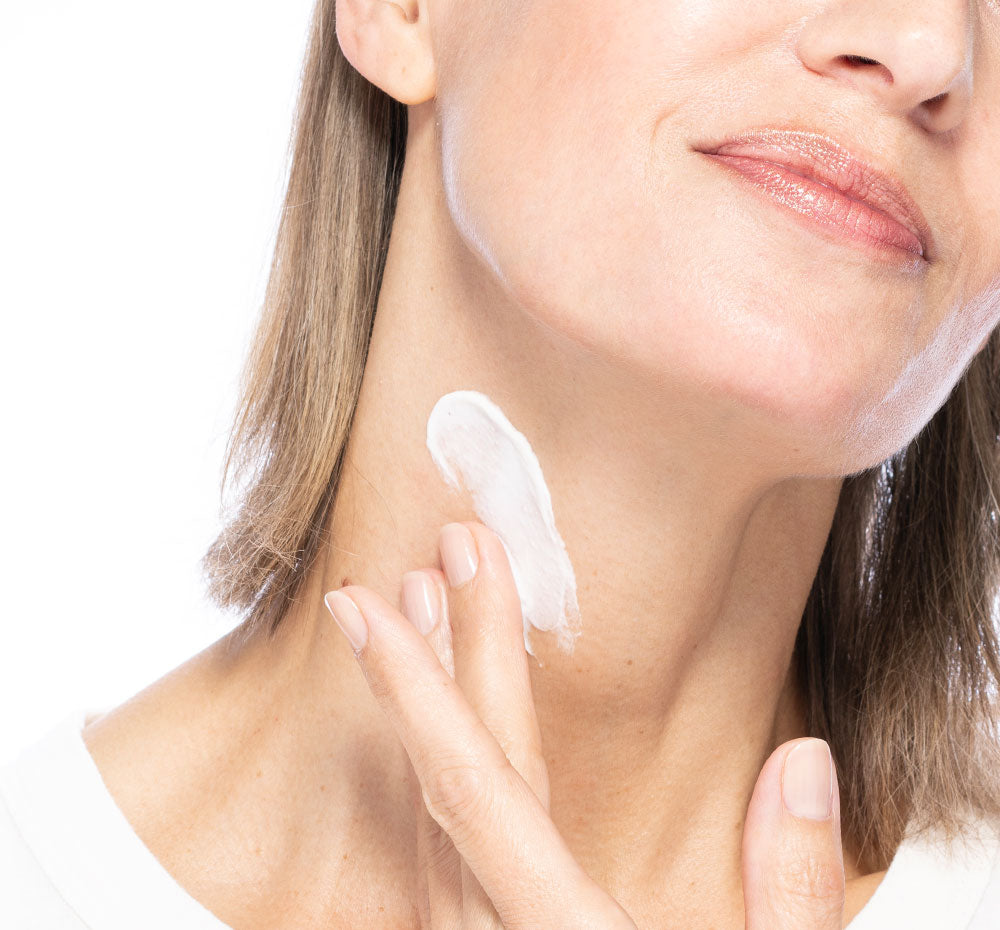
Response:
[795,0,974,132]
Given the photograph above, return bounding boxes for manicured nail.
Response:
[324,590,369,652]
[402,571,440,636]
[782,739,833,820]
[440,523,478,588]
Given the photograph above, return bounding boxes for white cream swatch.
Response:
[426,390,582,660]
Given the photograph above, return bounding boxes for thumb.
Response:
[742,737,846,930]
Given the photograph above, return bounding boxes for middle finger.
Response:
[437,522,550,929]
[438,522,551,813]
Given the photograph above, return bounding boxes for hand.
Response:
[323,521,846,928]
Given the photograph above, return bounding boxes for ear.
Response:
[335,0,436,105]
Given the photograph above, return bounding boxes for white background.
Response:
[0,0,317,763]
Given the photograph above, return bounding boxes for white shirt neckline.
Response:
[2,707,998,929]
[844,800,1000,929]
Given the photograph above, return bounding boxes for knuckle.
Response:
[421,760,491,835]
[773,848,845,906]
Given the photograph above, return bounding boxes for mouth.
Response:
[693,128,934,266]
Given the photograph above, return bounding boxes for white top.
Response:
[1,707,999,928]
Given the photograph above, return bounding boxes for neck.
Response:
[215,142,844,920]
[88,132,854,926]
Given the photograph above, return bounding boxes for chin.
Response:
[653,321,927,477]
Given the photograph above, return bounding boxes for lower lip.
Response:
[700,152,925,264]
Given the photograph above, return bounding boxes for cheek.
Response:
[435,0,778,324]
[434,0,1000,474]
[437,1,709,355]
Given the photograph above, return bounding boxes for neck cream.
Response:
[426,390,582,661]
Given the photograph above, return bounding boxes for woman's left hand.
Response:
[323,521,846,929]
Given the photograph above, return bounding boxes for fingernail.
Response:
[402,571,440,636]
[440,523,478,588]
[324,590,369,652]
[782,739,833,820]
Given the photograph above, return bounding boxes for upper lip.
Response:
[694,128,934,261]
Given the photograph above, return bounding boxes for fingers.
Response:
[439,522,551,813]
[437,523,539,929]
[324,578,632,930]
[407,521,552,930]
[742,737,846,930]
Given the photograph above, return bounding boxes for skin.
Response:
[81,0,1000,927]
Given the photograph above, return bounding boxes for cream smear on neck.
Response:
[426,390,582,661]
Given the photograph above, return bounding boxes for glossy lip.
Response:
[693,128,934,264]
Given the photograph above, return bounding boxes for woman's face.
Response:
[429,0,1000,473]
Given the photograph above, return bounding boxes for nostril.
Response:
[837,54,894,86]
[843,54,881,67]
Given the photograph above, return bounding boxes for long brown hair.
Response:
[201,0,1000,872]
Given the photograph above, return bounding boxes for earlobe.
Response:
[335,0,436,105]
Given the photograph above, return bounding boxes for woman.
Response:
[3,0,1000,926]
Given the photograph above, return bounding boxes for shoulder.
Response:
[0,701,235,930]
